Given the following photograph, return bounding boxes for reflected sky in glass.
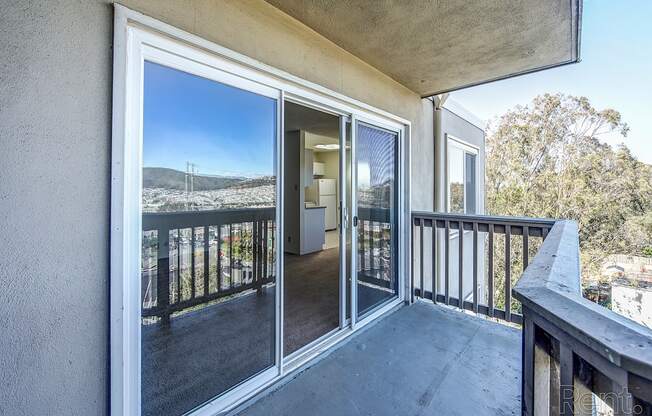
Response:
[143,61,276,178]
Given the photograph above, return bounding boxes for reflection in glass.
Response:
[465,153,477,214]
[356,123,399,317]
[448,145,464,213]
[140,62,276,416]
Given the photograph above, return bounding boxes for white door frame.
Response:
[111,5,411,416]
[351,117,407,328]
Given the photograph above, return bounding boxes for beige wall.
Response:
[121,0,435,211]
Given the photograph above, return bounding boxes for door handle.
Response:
[353,216,358,227]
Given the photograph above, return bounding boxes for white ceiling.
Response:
[285,101,340,152]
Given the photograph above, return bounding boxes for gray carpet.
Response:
[283,248,340,355]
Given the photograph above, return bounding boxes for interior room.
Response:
[283,101,343,356]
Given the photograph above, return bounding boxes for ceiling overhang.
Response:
[265,0,582,97]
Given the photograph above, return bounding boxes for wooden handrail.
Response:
[514,220,652,415]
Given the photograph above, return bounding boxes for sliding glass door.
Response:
[353,121,400,319]
[140,60,279,416]
[116,23,408,416]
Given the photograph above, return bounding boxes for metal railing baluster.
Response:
[488,223,494,318]
[419,218,424,298]
[458,220,464,309]
[444,220,450,306]
[410,218,416,303]
[203,226,209,297]
[472,222,478,314]
[217,225,222,292]
[431,219,437,303]
[505,224,512,322]
[191,227,196,299]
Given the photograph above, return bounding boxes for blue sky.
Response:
[451,1,652,163]
[143,61,276,177]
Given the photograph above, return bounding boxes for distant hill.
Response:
[230,176,276,189]
[143,167,245,191]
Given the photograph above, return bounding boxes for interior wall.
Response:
[313,150,340,205]
[0,1,434,414]
[284,131,301,255]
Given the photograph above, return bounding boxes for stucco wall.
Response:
[0,2,113,415]
[0,1,433,414]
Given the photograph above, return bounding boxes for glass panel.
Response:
[141,61,277,416]
[281,102,341,356]
[356,123,399,317]
[465,153,477,214]
[448,145,465,213]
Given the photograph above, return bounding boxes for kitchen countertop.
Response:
[304,205,326,210]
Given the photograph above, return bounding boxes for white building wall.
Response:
[612,285,652,329]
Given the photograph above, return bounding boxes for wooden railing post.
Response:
[559,343,574,415]
[522,315,535,416]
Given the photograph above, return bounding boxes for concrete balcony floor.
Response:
[239,302,521,416]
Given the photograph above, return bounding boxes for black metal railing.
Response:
[411,212,555,324]
[142,207,276,323]
[514,221,652,415]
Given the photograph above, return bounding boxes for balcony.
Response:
[238,301,521,416]
[140,209,652,416]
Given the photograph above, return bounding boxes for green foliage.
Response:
[485,93,652,288]
[449,182,464,213]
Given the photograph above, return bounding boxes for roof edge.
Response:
[423,0,583,98]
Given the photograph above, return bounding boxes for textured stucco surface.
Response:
[0,1,433,414]
[0,1,114,415]
[265,0,579,96]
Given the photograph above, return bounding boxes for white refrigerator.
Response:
[311,179,337,231]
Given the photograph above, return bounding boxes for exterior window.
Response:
[448,138,478,214]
